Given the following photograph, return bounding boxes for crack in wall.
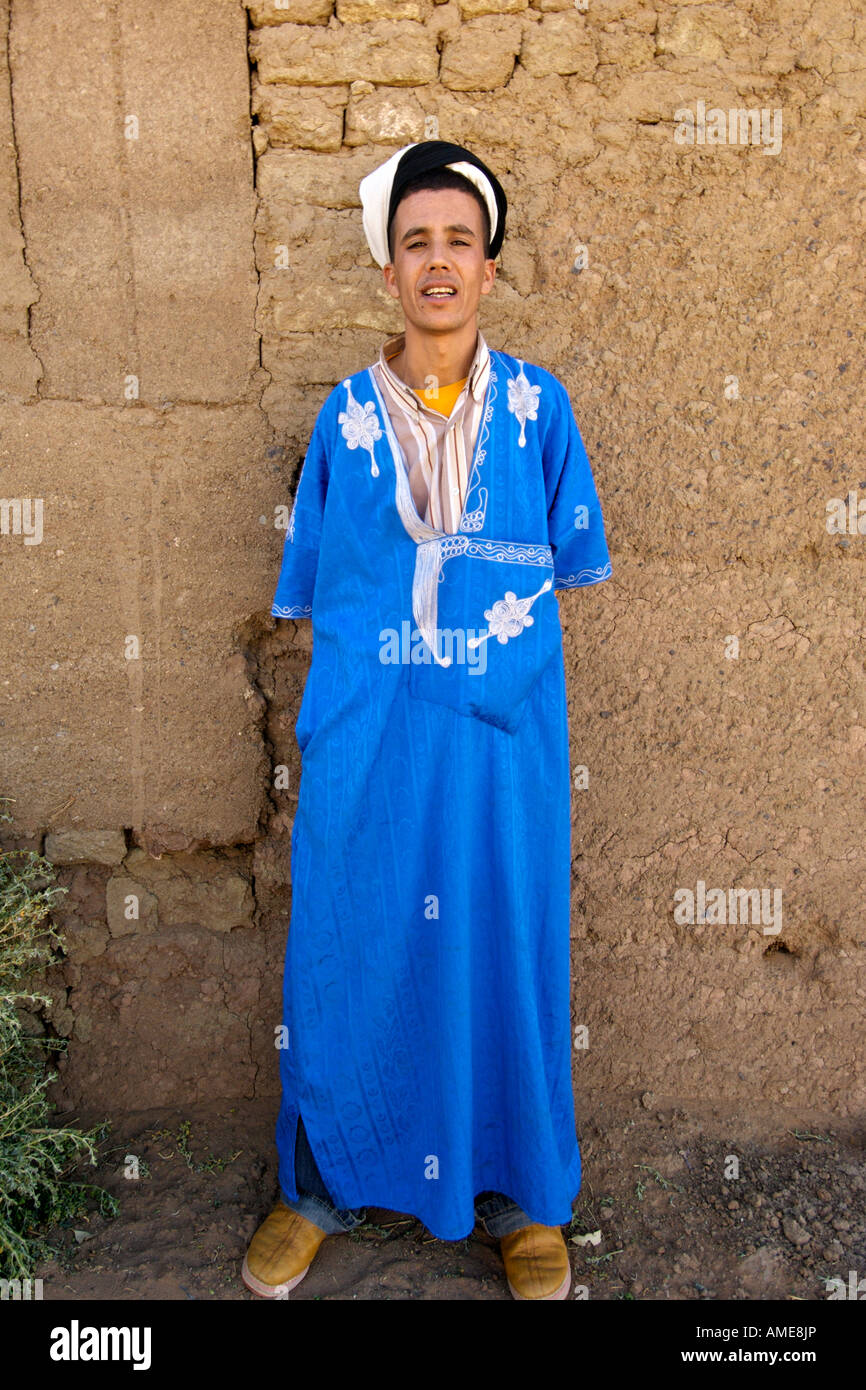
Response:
[245,0,274,421]
[5,0,43,395]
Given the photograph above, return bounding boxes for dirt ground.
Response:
[33,1095,865,1302]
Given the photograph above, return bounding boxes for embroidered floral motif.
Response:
[467,576,553,649]
[339,378,382,476]
[506,361,541,448]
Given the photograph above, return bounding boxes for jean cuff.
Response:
[281,1187,366,1236]
[478,1204,535,1239]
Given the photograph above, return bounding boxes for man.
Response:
[243,141,612,1301]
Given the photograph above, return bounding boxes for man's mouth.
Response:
[421,286,457,297]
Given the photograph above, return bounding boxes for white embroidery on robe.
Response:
[273,602,312,618]
[459,376,496,533]
[339,378,382,477]
[506,361,541,448]
[460,495,487,533]
[365,362,555,664]
[440,537,552,566]
[555,561,613,589]
[467,576,553,649]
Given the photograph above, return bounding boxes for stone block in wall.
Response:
[410,83,528,148]
[439,16,524,90]
[345,83,532,149]
[458,0,527,15]
[106,874,159,938]
[519,12,596,79]
[269,268,396,332]
[252,82,348,149]
[344,82,427,144]
[656,6,764,70]
[257,205,365,276]
[44,830,128,866]
[257,147,389,208]
[247,0,334,23]
[606,70,705,123]
[48,1003,75,1039]
[107,847,255,936]
[337,0,434,21]
[250,21,438,86]
[62,917,111,963]
[596,28,655,73]
[261,328,392,405]
[566,0,645,17]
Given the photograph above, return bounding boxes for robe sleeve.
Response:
[545,379,612,591]
[271,406,331,619]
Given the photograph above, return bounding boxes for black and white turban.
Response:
[359,141,507,269]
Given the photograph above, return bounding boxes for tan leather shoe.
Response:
[241,1200,329,1298]
[500,1223,572,1300]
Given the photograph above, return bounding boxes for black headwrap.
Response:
[387,142,507,261]
[359,141,508,266]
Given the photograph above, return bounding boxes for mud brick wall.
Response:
[0,0,863,1117]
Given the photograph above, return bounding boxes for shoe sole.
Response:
[241,1253,311,1300]
[506,1264,572,1301]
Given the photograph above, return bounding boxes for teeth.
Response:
[425,289,454,295]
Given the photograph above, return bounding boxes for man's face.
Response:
[382,187,496,335]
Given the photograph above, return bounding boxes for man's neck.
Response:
[388,322,479,390]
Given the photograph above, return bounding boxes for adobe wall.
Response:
[0,0,863,1118]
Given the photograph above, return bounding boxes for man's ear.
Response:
[479,258,497,294]
[382,263,401,300]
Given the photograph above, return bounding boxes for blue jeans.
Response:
[282,1114,534,1239]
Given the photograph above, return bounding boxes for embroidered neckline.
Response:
[364,358,497,541]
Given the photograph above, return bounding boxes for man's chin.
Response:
[403,303,480,333]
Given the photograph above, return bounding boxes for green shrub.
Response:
[0,798,117,1279]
